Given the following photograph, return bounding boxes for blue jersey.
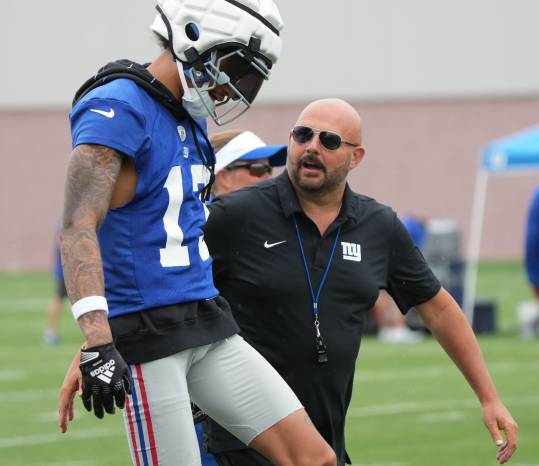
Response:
[526,186,539,286]
[70,79,218,317]
[53,246,64,281]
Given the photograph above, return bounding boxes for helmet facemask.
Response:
[180,46,271,125]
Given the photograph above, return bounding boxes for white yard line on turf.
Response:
[348,395,539,417]
[355,361,539,382]
[0,297,49,311]
[38,461,98,466]
[0,388,57,403]
[418,410,466,423]
[0,428,122,448]
[0,369,27,381]
[351,463,406,466]
[35,411,66,423]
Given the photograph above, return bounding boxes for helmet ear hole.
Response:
[185,22,200,41]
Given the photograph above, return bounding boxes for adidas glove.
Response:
[79,343,132,419]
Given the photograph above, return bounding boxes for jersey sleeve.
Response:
[525,187,539,286]
[70,98,149,158]
[386,215,441,312]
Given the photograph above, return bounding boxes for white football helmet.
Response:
[151,0,284,125]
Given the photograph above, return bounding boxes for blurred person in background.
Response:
[373,215,427,343]
[521,185,539,337]
[211,129,287,196]
[525,186,539,299]
[57,1,337,465]
[43,224,68,345]
[197,129,287,466]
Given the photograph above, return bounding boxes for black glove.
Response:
[79,343,132,419]
[191,402,208,424]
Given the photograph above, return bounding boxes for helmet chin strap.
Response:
[175,58,218,122]
[176,60,195,100]
[174,53,248,125]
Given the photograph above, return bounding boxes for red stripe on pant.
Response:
[126,395,142,466]
[135,364,160,466]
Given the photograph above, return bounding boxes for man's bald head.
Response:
[287,98,365,199]
[296,98,363,146]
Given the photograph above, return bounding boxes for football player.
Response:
[59,1,336,465]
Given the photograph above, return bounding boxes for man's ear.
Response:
[288,130,294,146]
[214,170,231,194]
[349,146,365,170]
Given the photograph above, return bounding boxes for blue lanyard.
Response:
[293,214,342,339]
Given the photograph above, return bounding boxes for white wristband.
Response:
[72,296,109,320]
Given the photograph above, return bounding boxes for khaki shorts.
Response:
[122,335,302,466]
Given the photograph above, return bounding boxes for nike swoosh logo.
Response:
[264,240,287,249]
[90,108,115,118]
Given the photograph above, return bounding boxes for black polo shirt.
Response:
[203,172,440,465]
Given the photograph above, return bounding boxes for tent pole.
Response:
[463,169,489,322]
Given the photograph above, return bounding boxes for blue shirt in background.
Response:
[526,186,539,287]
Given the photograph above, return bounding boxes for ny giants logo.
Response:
[341,242,361,262]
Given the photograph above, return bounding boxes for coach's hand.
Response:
[59,349,83,433]
[79,343,132,419]
[482,399,518,464]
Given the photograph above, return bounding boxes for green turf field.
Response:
[1,262,537,466]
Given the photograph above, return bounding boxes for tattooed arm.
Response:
[61,144,122,346]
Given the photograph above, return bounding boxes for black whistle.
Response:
[316,338,328,364]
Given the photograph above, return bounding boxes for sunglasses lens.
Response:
[292,126,343,150]
[319,131,342,150]
[292,126,314,144]
[249,163,271,177]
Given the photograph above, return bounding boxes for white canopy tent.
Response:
[463,125,539,321]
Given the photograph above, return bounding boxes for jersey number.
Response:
[160,165,210,267]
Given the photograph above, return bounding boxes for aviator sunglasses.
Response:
[225,161,273,177]
[291,125,359,151]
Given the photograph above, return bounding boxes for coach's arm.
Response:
[416,287,518,464]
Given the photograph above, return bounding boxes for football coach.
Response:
[201,98,518,466]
